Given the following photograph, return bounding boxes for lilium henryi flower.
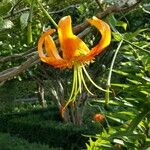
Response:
[38,16,111,114]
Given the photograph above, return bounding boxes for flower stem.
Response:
[105,39,123,106]
[27,0,34,44]
[37,0,58,28]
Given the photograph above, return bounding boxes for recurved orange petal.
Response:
[77,16,111,62]
[38,29,56,58]
[44,36,61,59]
[38,29,72,68]
[88,16,111,54]
[58,16,90,60]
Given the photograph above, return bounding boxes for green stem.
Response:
[27,0,34,44]
[105,39,123,106]
[105,85,110,106]
[27,24,32,44]
[37,0,58,28]
[127,109,149,133]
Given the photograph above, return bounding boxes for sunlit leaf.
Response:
[127,79,142,85]
[142,76,150,82]
[124,29,148,40]
[116,21,127,30]
[112,32,122,41]
[106,116,124,124]
[0,19,13,29]
[113,139,125,145]
[118,111,135,117]
[113,69,129,76]
[20,12,29,29]
[140,91,150,95]
[111,83,129,88]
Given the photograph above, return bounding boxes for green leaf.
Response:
[4,20,13,29]
[0,2,13,16]
[140,91,150,95]
[108,14,117,28]
[116,21,127,30]
[111,83,129,88]
[20,12,29,29]
[108,14,118,33]
[0,19,13,30]
[112,32,122,41]
[0,17,4,29]
[108,14,127,30]
[142,76,150,82]
[85,143,90,150]
[113,69,129,76]
[77,4,85,13]
[106,115,124,124]
[124,28,148,40]
[25,0,33,5]
[118,111,135,117]
[127,78,142,85]
[113,139,125,145]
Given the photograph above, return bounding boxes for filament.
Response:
[82,65,107,92]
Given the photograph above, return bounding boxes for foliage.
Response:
[0,80,37,113]
[0,108,101,150]
[0,0,108,124]
[0,132,52,150]
[0,0,150,149]
[85,1,150,149]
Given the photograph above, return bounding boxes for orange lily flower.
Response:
[38,16,111,110]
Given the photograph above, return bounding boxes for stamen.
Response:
[63,64,79,110]
[62,63,107,114]
[82,65,107,92]
[79,65,94,95]
[77,65,82,93]
[68,66,77,100]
